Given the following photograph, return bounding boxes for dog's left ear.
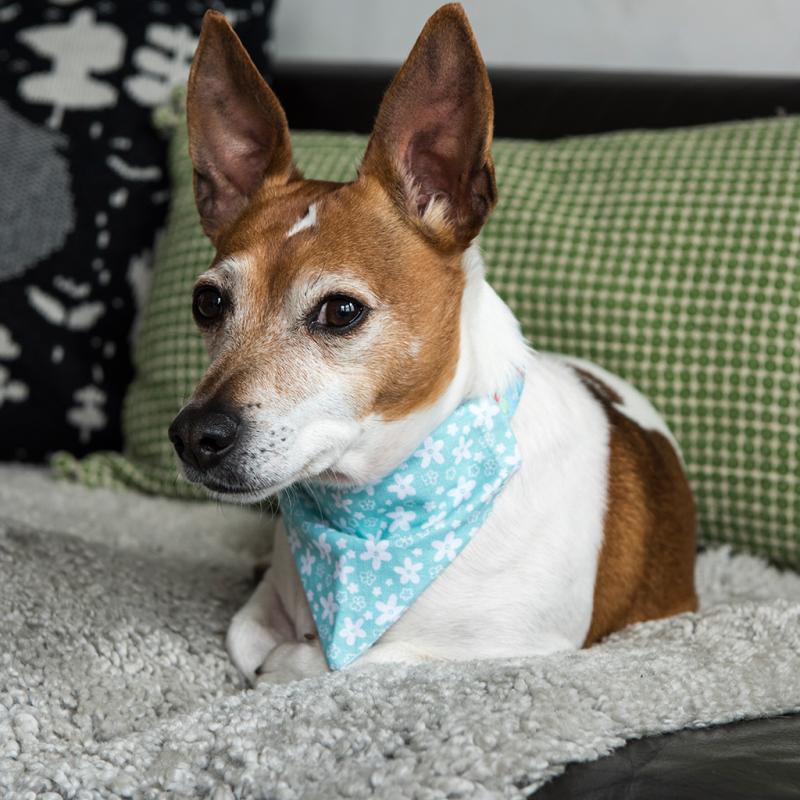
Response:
[360,3,496,250]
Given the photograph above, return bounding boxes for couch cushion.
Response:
[0,1,273,462]
[57,117,800,568]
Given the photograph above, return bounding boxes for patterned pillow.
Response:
[56,115,800,569]
[0,1,273,461]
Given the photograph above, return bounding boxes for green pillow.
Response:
[55,106,800,568]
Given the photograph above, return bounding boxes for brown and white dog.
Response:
[169,4,697,683]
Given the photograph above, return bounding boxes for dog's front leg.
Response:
[227,520,328,685]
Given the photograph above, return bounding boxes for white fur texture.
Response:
[229,247,654,682]
[286,202,317,238]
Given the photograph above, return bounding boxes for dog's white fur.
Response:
[286,202,318,239]
[227,246,673,683]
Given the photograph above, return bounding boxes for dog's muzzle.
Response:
[169,404,241,471]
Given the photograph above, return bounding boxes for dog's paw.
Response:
[254,640,328,685]
[226,613,276,682]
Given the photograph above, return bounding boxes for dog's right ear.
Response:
[187,11,295,242]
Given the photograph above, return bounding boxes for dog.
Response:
[169,3,697,683]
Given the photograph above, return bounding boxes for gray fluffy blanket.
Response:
[2,465,800,798]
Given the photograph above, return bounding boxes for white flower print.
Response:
[333,555,355,582]
[447,422,459,436]
[347,583,359,594]
[433,531,463,562]
[396,536,414,548]
[422,510,447,531]
[473,451,486,464]
[480,478,502,504]
[321,592,339,623]
[423,500,437,513]
[351,595,366,611]
[399,588,414,601]
[388,473,416,501]
[315,533,332,561]
[361,535,392,569]
[287,527,301,551]
[422,470,438,487]
[335,589,349,604]
[415,436,445,468]
[331,491,353,511]
[387,506,416,533]
[372,586,382,597]
[394,557,423,585]
[360,571,377,586]
[375,594,406,626]
[339,617,367,646]
[448,476,476,506]
[468,398,500,430]
[337,537,347,549]
[300,551,316,576]
[452,435,473,464]
[445,467,457,481]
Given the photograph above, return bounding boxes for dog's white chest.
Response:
[367,353,612,661]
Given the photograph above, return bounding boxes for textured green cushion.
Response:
[55,110,800,568]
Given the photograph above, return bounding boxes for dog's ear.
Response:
[187,11,296,242]
[360,3,496,250]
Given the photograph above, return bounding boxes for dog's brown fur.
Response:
[575,370,698,645]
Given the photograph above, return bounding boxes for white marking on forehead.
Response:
[286,203,318,239]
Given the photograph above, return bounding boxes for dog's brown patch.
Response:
[576,371,698,646]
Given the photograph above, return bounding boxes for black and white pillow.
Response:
[0,0,273,461]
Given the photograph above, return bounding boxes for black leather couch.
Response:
[271,63,800,799]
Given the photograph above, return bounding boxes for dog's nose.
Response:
[168,405,240,471]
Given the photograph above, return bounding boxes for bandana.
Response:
[280,376,525,669]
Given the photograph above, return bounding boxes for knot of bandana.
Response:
[280,375,525,669]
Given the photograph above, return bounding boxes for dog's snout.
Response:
[169,405,241,470]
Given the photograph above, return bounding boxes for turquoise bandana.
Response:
[280,376,525,670]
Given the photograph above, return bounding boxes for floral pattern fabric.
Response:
[0,1,273,461]
[281,376,525,670]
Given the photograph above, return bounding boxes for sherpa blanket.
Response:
[3,465,800,799]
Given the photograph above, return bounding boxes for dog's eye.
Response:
[314,295,365,331]
[193,286,224,324]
